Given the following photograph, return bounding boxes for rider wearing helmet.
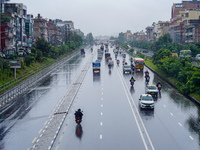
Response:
[74,108,83,120]
[117,59,120,65]
[130,76,136,83]
[145,70,149,76]
[157,82,162,88]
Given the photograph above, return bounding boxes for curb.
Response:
[145,64,200,106]
[124,46,200,105]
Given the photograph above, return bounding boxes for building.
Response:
[132,31,146,41]
[56,20,75,44]
[47,19,58,45]
[75,29,84,38]
[25,14,34,51]
[146,26,154,42]
[0,21,14,55]
[126,30,132,41]
[170,0,200,43]
[33,14,48,41]
[1,2,27,55]
[157,21,170,39]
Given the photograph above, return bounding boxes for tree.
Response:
[34,38,51,57]
[129,48,134,53]
[0,13,11,23]
[86,33,94,44]
[152,49,172,64]
[118,32,126,43]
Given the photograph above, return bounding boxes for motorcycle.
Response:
[75,116,82,124]
[130,79,135,87]
[117,60,120,66]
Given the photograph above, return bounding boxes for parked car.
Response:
[146,85,158,97]
[123,65,131,74]
[139,94,154,109]
[18,49,24,56]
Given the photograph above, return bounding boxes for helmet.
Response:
[78,108,81,112]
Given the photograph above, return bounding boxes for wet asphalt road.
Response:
[0,45,200,150]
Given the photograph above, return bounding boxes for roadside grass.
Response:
[190,93,200,100]
[145,58,200,101]
[0,58,53,86]
[0,49,76,92]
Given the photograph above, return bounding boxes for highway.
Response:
[0,45,200,150]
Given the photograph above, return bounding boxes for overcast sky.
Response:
[10,0,178,36]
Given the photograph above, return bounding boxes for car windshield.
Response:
[148,86,156,90]
[124,66,131,68]
[142,96,153,101]
[135,62,144,65]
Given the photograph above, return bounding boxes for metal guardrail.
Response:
[0,50,81,109]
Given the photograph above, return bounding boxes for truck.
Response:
[92,60,101,73]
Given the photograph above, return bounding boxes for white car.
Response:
[139,94,154,109]
[123,65,131,74]
[108,60,114,66]
[146,85,159,97]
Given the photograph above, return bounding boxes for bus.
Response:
[134,58,145,71]
[180,50,191,58]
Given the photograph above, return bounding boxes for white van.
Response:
[18,49,24,56]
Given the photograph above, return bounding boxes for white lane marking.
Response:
[102,88,103,90]
[102,92,103,95]
[178,123,182,127]
[189,136,194,140]
[163,105,166,107]
[101,112,103,116]
[170,113,174,116]
[100,134,103,139]
[117,67,154,150]
[101,98,103,100]
[101,104,103,107]
[100,122,103,126]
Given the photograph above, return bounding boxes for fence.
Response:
[0,50,81,108]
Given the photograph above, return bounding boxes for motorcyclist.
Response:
[145,74,150,83]
[123,60,125,65]
[130,76,136,83]
[144,70,149,76]
[74,108,83,120]
[130,57,133,63]
[131,64,135,71]
[157,82,162,91]
[117,59,120,65]
[108,63,112,69]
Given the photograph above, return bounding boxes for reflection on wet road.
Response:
[1,45,200,150]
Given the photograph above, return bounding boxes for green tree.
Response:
[86,33,94,44]
[0,13,11,23]
[152,49,172,64]
[34,38,51,57]
[118,32,126,43]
